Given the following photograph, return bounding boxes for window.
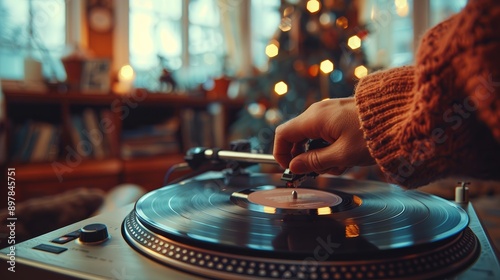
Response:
[429,0,468,27]
[251,0,281,70]
[129,0,224,90]
[0,0,67,81]
[129,0,281,91]
[361,0,467,69]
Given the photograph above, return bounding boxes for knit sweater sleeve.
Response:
[355,0,500,188]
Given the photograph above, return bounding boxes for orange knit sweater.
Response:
[355,0,500,188]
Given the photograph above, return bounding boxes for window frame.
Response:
[0,0,84,81]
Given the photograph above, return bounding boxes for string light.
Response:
[319,59,334,73]
[247,103,266,118]
[347,35,361,50]
[306,0,321,13]
[283,6,294,17]
[354,65,368,79]
[265,108,283,125]
[274,81,288,95]
[265,41,279,58]
[279,17,292,32]
[336,16,348,29]
[319,13,333,26]
[308,64,319,77]
[330,69,343,83]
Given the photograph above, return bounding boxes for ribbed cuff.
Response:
[354,66,416,186]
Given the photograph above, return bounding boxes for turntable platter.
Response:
[123,172,479,279]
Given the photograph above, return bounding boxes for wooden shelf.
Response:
[133,89,244,107]
[1,85,243,201]
[3,90,118,104]
[2,88,244,107]
[12,158,122,182]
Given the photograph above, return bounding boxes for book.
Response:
[209,103,225,148]
[11,121,32,161]
[70,114,92,158]
[82,108,106,159]
[20,122,40,162]
[46,126,61,161]
[30,122,56,162]
[100,109,119,157]
[180,108,196,151]
[120,117,180,158]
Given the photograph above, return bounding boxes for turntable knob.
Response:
[79,223,109,244]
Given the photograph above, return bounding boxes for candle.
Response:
[113,65,135,94]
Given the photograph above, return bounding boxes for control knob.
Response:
[79,223,109,244]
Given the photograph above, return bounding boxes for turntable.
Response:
[1,145,499,279]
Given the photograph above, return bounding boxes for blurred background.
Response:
[1,0,498,253]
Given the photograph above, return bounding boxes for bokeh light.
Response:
[336,16,348,29]
[319,59,334,73]
[306,0,321,13]
[274,81,288,95]
[354,65,368,79]
[265,42,279,58]
[347,35,361,50]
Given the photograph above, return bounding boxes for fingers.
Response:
[273,119,320,168]
[288,139,349,174]
[273,101,335,168]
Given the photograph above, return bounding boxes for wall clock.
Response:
[88,1,113,33]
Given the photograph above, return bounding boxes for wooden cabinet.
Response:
[1,87,243,201]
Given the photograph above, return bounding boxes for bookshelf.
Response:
[2,87,244,201]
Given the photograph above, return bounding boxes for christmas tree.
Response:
[230,0,369,152]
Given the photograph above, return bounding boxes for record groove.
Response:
[133,172,469,254]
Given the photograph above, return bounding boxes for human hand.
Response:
[273,97,375,175]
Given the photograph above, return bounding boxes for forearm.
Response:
[355,1,500,187]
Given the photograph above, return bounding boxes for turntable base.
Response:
[1,173,499,280]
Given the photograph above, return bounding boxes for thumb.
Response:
[289,146,338,174]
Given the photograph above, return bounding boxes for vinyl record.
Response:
[124,172,479,279]
[132,171,469,258]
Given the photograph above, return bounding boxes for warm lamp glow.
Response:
[319,59,334,74]
[114,64,135,94]
[306,0,321,13]
[118,65,135,81]
[274,81,288,95]
[347,35,361,50]
[354,65,368,79]
[265,43,279,58]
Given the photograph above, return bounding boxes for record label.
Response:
[247,187,343,209]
